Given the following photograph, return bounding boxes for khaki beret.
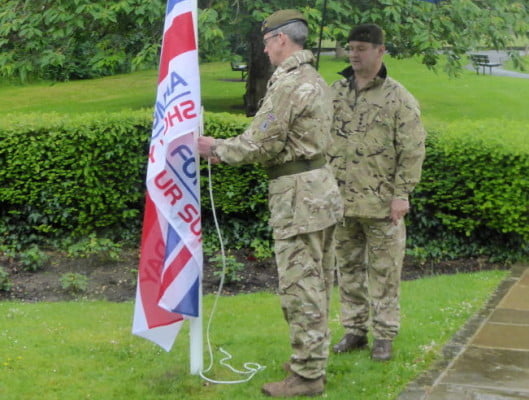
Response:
[261,9,307,34]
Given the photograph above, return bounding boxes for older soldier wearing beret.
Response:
[198,9,343,398]
[329,24,425,361]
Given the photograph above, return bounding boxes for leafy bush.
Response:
[1,112,528,262]
[201,113,268,214]
[59,273,89,294]
[0,0,165,82]
[207,250,246,284]
[415,120,529,239]
[0,110,269,251]
[64,234,122,261]
[408,119,529,261]
[250,238,274,260]
[0,266,12,292]
[0,111,152,245]
[18,246,49,272]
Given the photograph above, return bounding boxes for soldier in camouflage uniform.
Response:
[198,10,343,397]
[329,24,426,361]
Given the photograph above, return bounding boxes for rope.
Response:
[198,157,266,384]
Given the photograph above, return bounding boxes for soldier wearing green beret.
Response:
[329,23,426,362]
[198,9,343,398]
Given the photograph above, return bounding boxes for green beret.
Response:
[348,24,385,45]
[261,9,307,34]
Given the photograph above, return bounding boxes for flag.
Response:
[132,0,202,352]
[418,0,445,3]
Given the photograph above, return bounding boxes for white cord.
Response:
[199,158,266,384]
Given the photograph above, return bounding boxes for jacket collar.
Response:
[338,63,388,88]
[269,50,314,85]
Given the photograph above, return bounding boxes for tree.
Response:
[0,0,165,82]
[203,0,354,115]
[201,0,529,114]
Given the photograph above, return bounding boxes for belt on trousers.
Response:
[266,156,326,179]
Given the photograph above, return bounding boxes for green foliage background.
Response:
[417,120,529,240]
[0,110,528,261]
[0,0,165,82]
[0,112,151,245]
[1,0,527,82]
[196,0,529,75]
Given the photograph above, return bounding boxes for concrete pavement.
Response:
[465,50,529,79]
[397,263,529,399]
[396,50,529,399]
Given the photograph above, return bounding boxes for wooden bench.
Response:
[231,61,248,80]
[469,54,501,75]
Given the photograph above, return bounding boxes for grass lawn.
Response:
[0,70,158,115]
[0,270,507,400]
[0,52,523,399]
[2,55,529,126]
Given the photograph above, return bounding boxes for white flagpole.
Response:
[189,286,203,374]
[189,104,205,375]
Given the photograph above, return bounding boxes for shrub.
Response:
[200,113,268,215]
[0,266,12,292]
[0,111,266,250]
[59,273,89,294]
[250,238,274,260]
[1,112,528,262]
[208,250,245,284]
[414,120,529,240]
[64,234,122,261]
[408,119,529,261]
[18,246,49,272]
[0,111,152,245]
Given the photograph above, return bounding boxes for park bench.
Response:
[469,54,501,75]
[231,61,248,80]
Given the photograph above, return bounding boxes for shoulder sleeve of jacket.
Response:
[214,79,298,165]
[392,83,426,199]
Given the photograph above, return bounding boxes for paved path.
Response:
[396,52,529,399]
[397,263,529,399]
[465,50,529,79]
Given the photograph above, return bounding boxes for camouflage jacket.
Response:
[214,50,343,239]
[329,64,426,219]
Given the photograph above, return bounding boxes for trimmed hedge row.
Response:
[0,111,266,246]
[414,120,529,242]
[200,113,268,215]
[0,112,152,243]
[1,112,528,257]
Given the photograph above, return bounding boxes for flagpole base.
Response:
[189,281,203,374]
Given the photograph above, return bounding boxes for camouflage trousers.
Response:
[335,217,406,340]
[274,224,336,380]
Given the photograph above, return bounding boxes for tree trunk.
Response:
[244,26,273,117]
[335,41,346,58]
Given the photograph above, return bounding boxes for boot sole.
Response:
[332,343,368,353]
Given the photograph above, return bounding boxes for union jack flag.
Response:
[132,0,202,352]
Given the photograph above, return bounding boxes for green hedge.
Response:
[1,112,528,260]
[0,112,152,243]
[412,120,529,242]
[200,113,268,215]
[0,111,266,247]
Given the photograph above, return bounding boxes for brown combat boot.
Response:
[332,334,368,353]
[371,339,392,361]
[262,373,324,397]
[283,362,327,383]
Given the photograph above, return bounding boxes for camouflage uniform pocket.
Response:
[268,176,296,231]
